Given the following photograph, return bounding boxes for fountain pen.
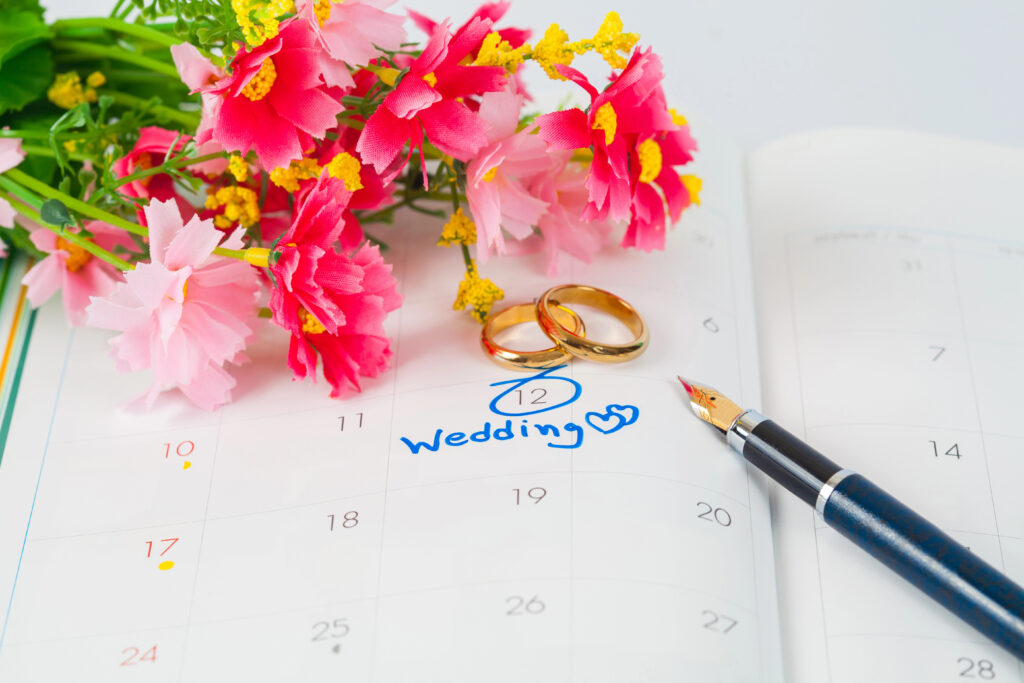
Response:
[677,377,1024,661]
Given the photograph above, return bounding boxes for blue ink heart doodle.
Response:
[585,404,639,435]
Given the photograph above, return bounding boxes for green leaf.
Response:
[0,0,44,20]
[0,11,50,66]
[0,43,53,116]
[0,223,46,259]
[40,198,74,227]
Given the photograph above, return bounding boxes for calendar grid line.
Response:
[174,396,227,683]
[22,467,757,545]
[785,232,835,681]
[1,571,764,650]
[945,237,1009,573]
[791,328,1024,348]
[0,330,75,653]
[367,245,406,683]
[45,370,691,446]
[725,218,767,681]
[567,253,576,683]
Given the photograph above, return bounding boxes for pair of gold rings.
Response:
[481,284,649,371]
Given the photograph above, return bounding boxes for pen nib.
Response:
[676,377,744,436]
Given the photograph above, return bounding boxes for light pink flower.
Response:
[0,135,26,228]
[22,221,136,326]
[298,0,406,90]
[87,199,261,410]
[171,42,229,176]
[530,155,613,274]
[465,90,549,263]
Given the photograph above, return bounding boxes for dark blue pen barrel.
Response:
[824,474,1024,659]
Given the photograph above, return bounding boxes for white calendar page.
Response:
[747,129,1024,682]
[0,125,784,682]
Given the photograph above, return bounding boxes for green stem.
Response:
[111,151,226,189]
[52,18,180,49]
[213,247,245,260]
[51,39,180,78]
[0,130,52,140]
[459,242,473,270]
[106,91,200,128]
[21,145,93,163]
[0,176,42,209]
[1,192,134,271]
[4,168,147,237]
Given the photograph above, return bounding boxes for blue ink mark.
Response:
[488,365,582,417]
[547,422,584,449]
[585,404,640,435]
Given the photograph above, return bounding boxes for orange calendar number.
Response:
[120,645,157,666]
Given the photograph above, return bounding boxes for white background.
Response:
[44,0,1024,151]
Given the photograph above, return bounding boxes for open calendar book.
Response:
[0,128,1021,683]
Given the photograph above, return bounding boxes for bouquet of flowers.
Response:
[0,0,700,409]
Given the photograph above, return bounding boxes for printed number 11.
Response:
[338,413,364,431]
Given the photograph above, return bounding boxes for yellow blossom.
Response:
[47,71,98,110]
[453,261,504,323]
[232,0,295,47]
[592,102,617,146]
[228,155,250,182]
[474,32,528,71]
[86,71,106,88]
[586,12,639,70]
[269,158,322,192]
[241,58,277,101]
[668,108,688,126]
[637,139,662,184]
[481,167,498,182]
[325,152,363,191]
[423,72,438,88]
[437,208,477,246]
[205,186,261,228]
[680,175,702,206]
[531,24,577,79]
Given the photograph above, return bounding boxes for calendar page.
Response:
[0,125,784,682]
[748,129,1024,682]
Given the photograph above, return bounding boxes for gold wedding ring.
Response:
[536,284,649,363]
[481,302,586,371]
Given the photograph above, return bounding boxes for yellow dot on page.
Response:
[158,560,175,571]
[183,461,192,470]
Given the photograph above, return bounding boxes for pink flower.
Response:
[22,221,135,326]
[0,135,26,228]
[465,90,549,263]
[537,49,677,222]
[171,42,230,176]
[268,173,401,397]
[87,199,261,410]
[621,125,697,251]
[298,0,406,90]
[356,17,507,180]
[203,19,345,171]
[531,155,613,274]
[112,127,194,223]
[409,1,530,52]
[287,243,401,397]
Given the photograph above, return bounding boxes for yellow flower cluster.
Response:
[232,0,296,47]
[205,186,261,228]
[525,12,640,80]
[592,102,617,145]
[453,261,504,323]
[55,237,92,273]
[269,158,322,192]
[474,32,528,71]
[437,208,477,246]
[47,71,105,110]
[325,152,364,191]
[312,0,332,26]
[228,155,250,183]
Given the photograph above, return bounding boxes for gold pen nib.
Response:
[676,377,745,437]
